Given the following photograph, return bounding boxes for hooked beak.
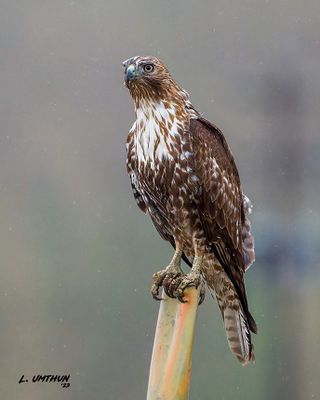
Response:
[123,59,139,82]
[126,64,138,80]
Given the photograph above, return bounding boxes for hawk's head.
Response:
[123,56,181,105]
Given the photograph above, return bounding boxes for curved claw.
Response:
[151,292,163,301]
[151,285,163,301]
[177,288,188,303]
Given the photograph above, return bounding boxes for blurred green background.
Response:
[1,1,319,399]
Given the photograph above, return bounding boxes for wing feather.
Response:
[189,117,257,333]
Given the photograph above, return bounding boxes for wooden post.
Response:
[147,288,199,400]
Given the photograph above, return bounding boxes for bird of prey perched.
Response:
[124,56,257,365]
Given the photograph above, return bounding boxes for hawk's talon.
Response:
[151,266,184,301]
[165,274,183,299]
[151,288,163,301]
[176,289,188,303]
[174,274,206,304]
[165,273,184,298]
[151,265,206,305]
[151,268,179,300]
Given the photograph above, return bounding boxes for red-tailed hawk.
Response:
[124,56,257,365]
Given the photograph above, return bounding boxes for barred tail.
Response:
[205,265,256,365]
[219,299,255,365]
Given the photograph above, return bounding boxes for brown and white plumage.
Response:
[124,56,257,365]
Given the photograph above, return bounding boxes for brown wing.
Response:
[190,117,257,333]
[191,118,243,250]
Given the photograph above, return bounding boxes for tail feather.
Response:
[221,302,255,365]
[204,264,256,365]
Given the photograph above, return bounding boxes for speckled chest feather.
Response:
[134,100,191,195]
[126,98,200,243]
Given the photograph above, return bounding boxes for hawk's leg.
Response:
[151,248,184,301]
[175,255,205,304]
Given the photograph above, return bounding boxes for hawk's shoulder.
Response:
[190,117,241,185]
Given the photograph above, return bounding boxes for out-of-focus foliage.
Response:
[0,1,319,399]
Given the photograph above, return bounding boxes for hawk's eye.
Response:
[143,63,154,73]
